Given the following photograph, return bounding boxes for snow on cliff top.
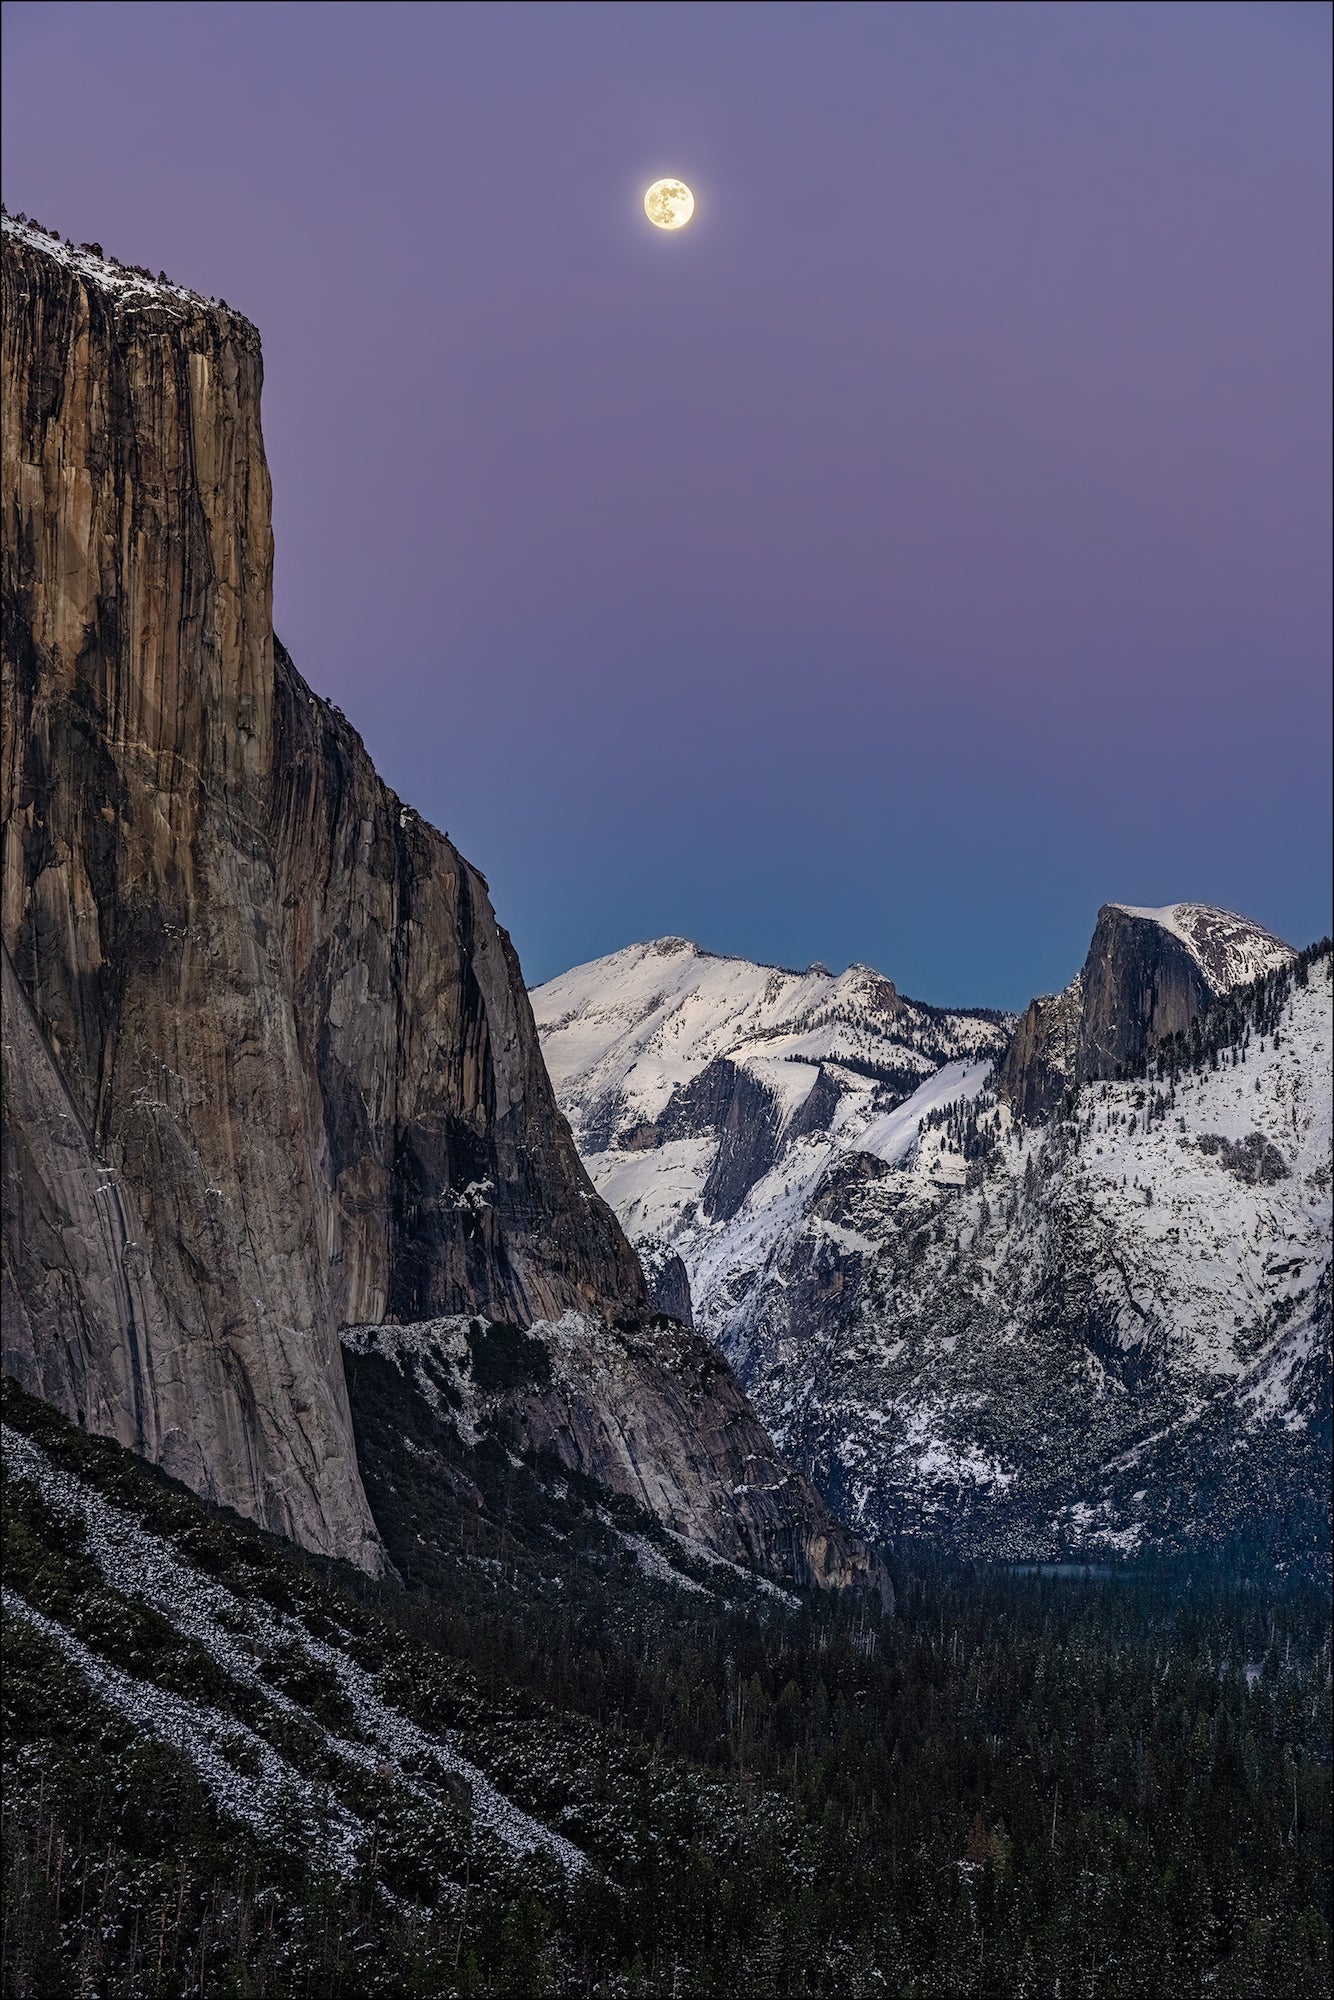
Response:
[2,210,248,323]
[1108,902,1293,993]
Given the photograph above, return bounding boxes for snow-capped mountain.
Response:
[533,938,1011,1311]
[534,916,1332,1571]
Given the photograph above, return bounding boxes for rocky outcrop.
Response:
[996,903,1293,1122]
[2,216,880,1597]
[692,1062,784,1222]
[343,1314,889,1599]
[785,1065,850,1143]
[616,1057,788,1225]
[994,977,1084,1125]
[642,1250,693,1327]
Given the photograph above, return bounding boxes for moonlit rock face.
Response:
[644,178,695,230]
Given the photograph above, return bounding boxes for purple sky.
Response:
[3,1,1330,1007]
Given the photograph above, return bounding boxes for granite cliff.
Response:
[1,214,877,1596]
[996,901,1293,1122]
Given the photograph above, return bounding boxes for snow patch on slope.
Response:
[4,1586,369,1874]
[2,1421,586,1874]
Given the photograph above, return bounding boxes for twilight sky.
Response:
[2,1,1330,1008]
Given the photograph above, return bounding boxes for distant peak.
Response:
[1100,901,1292,993]
[645,936,697,957]
[1107,899,1265,930]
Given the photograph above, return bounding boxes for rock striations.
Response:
[1,215,878,1597]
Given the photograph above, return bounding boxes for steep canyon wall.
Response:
[0,220,642,1570]
[1,218,879,1597]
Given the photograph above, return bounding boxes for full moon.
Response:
[644,178,695,230]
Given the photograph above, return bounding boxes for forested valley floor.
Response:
[2,1378,1329,1998]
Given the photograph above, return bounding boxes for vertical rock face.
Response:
[265,645,647,1332]
[1,222,383,1568]
[0,218,638,1570]
[643,1252,694,1328]
[996,903,1294,1122]
[3,218,879,1598]
[992,976,1085,1127]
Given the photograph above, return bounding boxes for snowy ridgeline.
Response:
[535,924,1331,1565]
[802,943,1332,1558]
[534,936,1008,1141]
[532,934,1010,1267]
